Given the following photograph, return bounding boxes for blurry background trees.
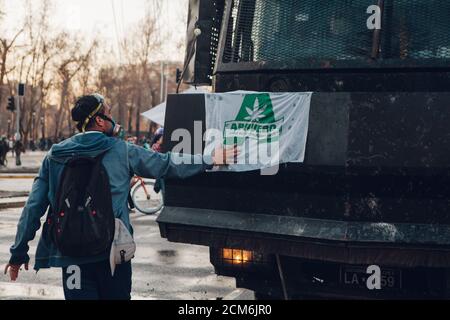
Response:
[0,0,189,142]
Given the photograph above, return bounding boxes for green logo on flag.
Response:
[224,93,283,146]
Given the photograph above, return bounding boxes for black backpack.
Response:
[47,153,115,257]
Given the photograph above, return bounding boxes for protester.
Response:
[4,93,236,300]
[13,139,24,166]
[143,139,151,150]
[0,139,4,166]
[151,132,163,153]
[0,137,9,166]
[138,135,146,146]
[29,140,36,151]
[39,138,46,151]
[155,127,164,136]
[0,139,3,166]
[47,138,53,150]
[126,136,137,145]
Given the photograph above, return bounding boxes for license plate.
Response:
[339,266,402,290]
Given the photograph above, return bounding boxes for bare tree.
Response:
[0,29,23,102]
[53,34,97,139]
[16,0,59,144]
[1,0,186,142]
[122,1,162,138]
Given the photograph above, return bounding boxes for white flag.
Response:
[204,91,312,172]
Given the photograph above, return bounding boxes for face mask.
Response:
[107,118,124,138]
[98,114,123,138]
[88,93,123,137]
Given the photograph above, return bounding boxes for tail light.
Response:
[210,247,273,272]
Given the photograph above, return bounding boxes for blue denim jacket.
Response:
[9,131,213,270]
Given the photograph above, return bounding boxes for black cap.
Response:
[71,94,105,131]
[72,96,97,121]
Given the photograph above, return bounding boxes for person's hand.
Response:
[4,263,28,281]
[212,144,239,166]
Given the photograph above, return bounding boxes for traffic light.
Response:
[18,83,25,96]
[7,96,15,111]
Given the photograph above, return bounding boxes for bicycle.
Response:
[130,176,164,215]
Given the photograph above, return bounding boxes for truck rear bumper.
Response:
[157,206,450,268]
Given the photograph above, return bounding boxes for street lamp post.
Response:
[32,112,36,142]
[31,112,36,151]
[15,96,20,142]
[160,61,164,103]
[15,83,24,142]
[41,116,45,141]
[7,119,11,138]
[15,83,25,166]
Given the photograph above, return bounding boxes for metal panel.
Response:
[183,0,225,85]
[162,92,450,224]
[157,206,450,267]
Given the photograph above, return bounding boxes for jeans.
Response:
[62,260,132,300]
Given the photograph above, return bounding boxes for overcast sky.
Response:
[2,0,189,61]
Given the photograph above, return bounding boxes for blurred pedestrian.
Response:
[155,127,164,136]
[143,139,151,150]
[0,139,4,166]
[30,140,36,151]
[47,138,53,150]
[39,138,45,151]
[14,139,24,166]
[0,137,9,166]
[151,132,163,153]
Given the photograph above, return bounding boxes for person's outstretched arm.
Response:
[127,143,234,179]
[5,156,50,280]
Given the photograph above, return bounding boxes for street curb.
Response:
[0,201,26,209]
[0,175,36,179]
[0,168,39,174]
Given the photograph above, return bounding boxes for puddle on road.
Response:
[157,250,178,265]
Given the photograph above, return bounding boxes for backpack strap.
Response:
[85,151,111,195]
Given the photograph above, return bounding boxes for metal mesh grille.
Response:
[222,0,450,64]
[208,0,225,80]
[381,1,450,59]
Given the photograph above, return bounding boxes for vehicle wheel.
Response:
[131,180,164,215]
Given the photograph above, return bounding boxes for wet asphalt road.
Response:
[0,204,236,300]
[0,153,238,300]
